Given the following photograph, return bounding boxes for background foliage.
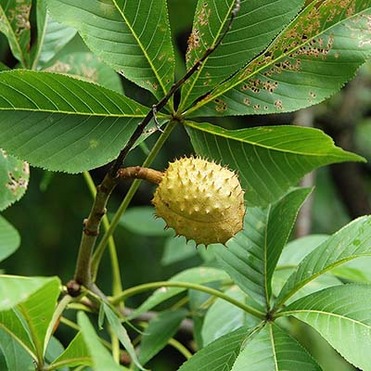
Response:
[0,0,371,370]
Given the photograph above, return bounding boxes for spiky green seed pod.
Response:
[152,157,245,246]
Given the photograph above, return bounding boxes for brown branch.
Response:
[73,173,118,287]
[118,166,163,184]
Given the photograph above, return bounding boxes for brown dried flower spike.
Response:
[152,157,246,246]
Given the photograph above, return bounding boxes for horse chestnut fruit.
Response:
[152,157,245,246]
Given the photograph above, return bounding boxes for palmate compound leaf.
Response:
[46,0,175,101]
[276,215,371,307]
[179,0,305,109]
[0,70,152,173]
[186,0,371,117]
[281,284,371,371]
[0,0,32,68]
[210,188,311,308]
[185,121,364,207]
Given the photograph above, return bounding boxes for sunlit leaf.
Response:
[0,70,151,173]
[211,188,310,307]
[180,0,305,108]
[282,284,371,371]
[0,149,29,211]
[0,0,32,67]
[0,276,61,362]
[276,215,371,306]
[187,0,371,116]
[46,0,175,100]
[0,275,59,311]
[185,121,362,206]
[0,216,20,262]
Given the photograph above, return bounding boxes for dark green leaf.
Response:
[179,325,257,371]
[282,284,371,371]
[231,324,320,370]
[180,0,305,109]
[139,309,188,365]
[0,70,150,173]
[187,0,371,116]
[46,0,175,100]
[186,121,363,206]
[0,0,32,67]
[0,149,29,211]
[211,188,310,307]
[0,216,20,262]
[77,311,124,371]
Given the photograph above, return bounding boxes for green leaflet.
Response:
[0,70,151,173]
[187,0,371,116]
[180,0,305,109]
[276,215,371,306]
[281,284,371,371]
[46,0,175,100]
[185,121,363,206]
